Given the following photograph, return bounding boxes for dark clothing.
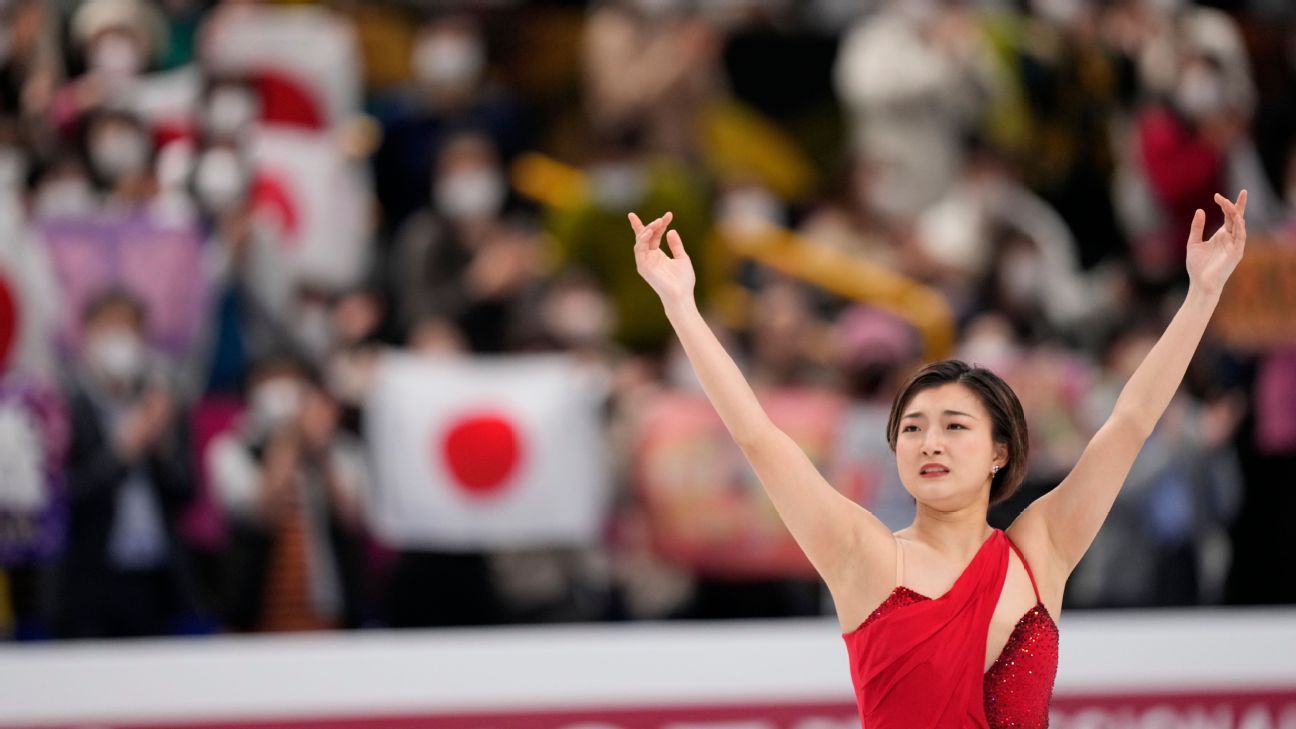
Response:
[55,380,197,639]
[220,513,367,632]
[386,551,501,628]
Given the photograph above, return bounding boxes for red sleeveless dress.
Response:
[841,529,1058,728]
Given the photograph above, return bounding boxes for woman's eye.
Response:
[948,424,966,430]
[902,425,918,432]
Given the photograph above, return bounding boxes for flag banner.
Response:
[249,128,373,290]
[1212,237,1296,349]
[633,388,850,579]
[0,228,62,378]
[363,353,612,550]
[39,216,209,355]
[0,378,67,565]
[201,5,361,130]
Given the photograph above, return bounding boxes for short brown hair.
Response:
[885,359,1029,506]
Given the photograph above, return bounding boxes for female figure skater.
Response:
[629,189,1248,728]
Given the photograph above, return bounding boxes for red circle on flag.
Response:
[440,413,522,497]
[0,272,18,370]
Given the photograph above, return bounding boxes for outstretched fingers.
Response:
[653,212,673,250]
[630,211,676,262]
[1189,208,1206,247]
[666,229,687,258]
[1213,191,1248,241]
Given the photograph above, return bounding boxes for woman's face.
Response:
[894,382,1006,511]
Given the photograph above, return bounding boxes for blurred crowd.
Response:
[0,0,1294,641]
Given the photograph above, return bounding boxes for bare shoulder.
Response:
[826,515,900,634]
[1005,510,1066,615]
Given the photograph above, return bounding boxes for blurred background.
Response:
[0,0,1293,654]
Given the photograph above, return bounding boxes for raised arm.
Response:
[1012,191,1248,577]
[629,212,894,590]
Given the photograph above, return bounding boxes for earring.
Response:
[991,465,1000,476]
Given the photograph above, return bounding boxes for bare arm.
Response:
[1012,191,1248,577]
[631,213,894,589]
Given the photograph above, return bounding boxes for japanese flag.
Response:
[0,210,59,378]
[249,127,373,290]
[201,4,361,129]
[363,352,613,551]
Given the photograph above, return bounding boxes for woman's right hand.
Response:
[630,211,695,307]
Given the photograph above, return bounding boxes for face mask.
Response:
[88,33,145,78]
[413,35,485,89]
[203,87,259,138]
[716,187,783,230]
[1031,0,1082,25]
[958,326,1018,369]
[1174,66,1224,120]
[1000,250,1044,304]
[33,178,96,219]
[588,162,647,209]
[543,288,613,346]
[0,147,28,193]
[296,305,334,358]
[193,148,249,211]
[250,379,303,430]
[91,129,149,181]
[87,328,146,384]
[434,168,506,221]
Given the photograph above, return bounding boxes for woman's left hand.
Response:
[1186,189,1247,298]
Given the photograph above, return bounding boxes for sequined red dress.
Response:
[841,529,1059,728]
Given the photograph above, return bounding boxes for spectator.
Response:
[206,354,368,632]
[583,0,725,158]
[57,288,197,638]
[389,132,543,353]
[370,14,528,232]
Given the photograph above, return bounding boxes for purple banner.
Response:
[40,215,210,355]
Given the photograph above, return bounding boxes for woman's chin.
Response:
[906,480,980,510]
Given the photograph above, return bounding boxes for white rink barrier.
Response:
[0,609,1294,728]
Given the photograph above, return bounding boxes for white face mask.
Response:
[250,379,303,430]
[33,177,96,219]
[588,162,647,209]
[88,33,145,78]
[413,35,485,89]
[296,305,334,358]
[1174,66,1225,121]
[1030,0,1082,25]
[193,148,250,211]
[203,87,259,138]
[0,146,28,193]
[87,328,146,383]
[716,187,784,231]
[91,128,149,181]
[542,288,613,346]
[1000,250,1044,304]
[434,168,506,221]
